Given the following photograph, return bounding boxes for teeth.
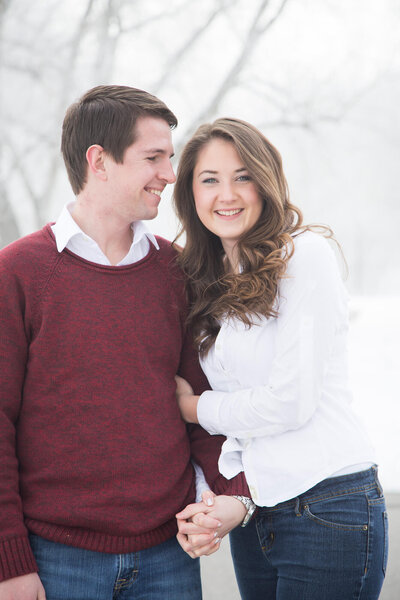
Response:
[216,209,242,216]
[147,189,162,197]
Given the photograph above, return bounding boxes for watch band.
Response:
[232,495,257,527]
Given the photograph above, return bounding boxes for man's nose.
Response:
[160,159,176,184]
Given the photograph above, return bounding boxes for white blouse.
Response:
[197,231,375,507]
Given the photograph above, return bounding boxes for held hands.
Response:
[176,491,246,558]
[175,375,200,424]
[0,573,46,600]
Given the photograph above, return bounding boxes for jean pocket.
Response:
[303,494,369,532]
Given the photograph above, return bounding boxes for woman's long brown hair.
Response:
[173,118,329,357]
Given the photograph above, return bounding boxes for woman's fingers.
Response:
[177,531,222,558]
[192,512,221,529]
[177,519,215,536]
[176,502,221,525]
[177,516,220,537]
[176,511,221,532]
[176,502,204,520]
[187,533,222,557]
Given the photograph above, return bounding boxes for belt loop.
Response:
[294,497,301,516]
[373,465,383,496]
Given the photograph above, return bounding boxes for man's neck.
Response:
[71,198,134,266]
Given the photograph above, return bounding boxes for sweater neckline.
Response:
[43,223,158,272]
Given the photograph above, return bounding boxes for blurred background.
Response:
[1,0,399,595]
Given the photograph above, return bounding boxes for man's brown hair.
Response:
[61,85,178,194]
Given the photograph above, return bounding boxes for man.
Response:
[0,85,249,599]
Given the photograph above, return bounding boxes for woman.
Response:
[173,118,388,599]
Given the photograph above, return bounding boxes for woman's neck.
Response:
[222,241,240,274]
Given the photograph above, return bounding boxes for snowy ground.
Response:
[349,296,400,493]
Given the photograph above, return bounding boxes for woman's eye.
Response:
[202,177,217,184]
[237,175,251,182]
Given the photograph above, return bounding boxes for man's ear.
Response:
[86,144,107,181]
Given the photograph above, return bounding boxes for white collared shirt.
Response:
[197,231,375,507]
[51,202,160,265]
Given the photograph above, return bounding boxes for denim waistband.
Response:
[263,465,382,513]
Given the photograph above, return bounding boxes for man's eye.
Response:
[147,156,157,162]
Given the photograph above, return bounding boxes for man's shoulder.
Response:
[0,224,57,272]
[153,236,181,268]
[1,224,54,252]
[154,235,177,254]
[150,236,187,295]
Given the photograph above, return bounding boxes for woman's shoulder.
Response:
[291,229,336,262]
[286,229,342,280]
[292,228,331,250]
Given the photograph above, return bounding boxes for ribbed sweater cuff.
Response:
[213,471,251,498]
[0,537,38,582]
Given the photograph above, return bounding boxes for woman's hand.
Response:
[176,491,221,558]
[175,375,200,424]
[176,493,247,558]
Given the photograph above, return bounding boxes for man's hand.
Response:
[175,375,199,424]
[176,494,246,558]
[0,573,46,600]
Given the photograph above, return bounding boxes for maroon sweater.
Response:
[0,225,248,581]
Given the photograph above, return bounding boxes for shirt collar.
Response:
[131,220,160,251]
[52,202,160,253]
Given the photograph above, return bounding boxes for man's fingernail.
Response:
[214,537,220,545]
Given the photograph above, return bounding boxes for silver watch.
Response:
[232,495,256,527]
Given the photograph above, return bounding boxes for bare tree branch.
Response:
[0,184,19,248]
[153,0,239,94]
[178,0,290,149]
[1,60,42,79]
[256,0,289,33]
[240,76,291,111]
[63,0,96,92]
[119,0,191,33]
[3,132,42,225]
[256,71,390,132]
[39,0,97,217]
[0,0,11,18]
[93,0,121,81]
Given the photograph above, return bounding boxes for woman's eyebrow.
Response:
[197,167,247,177]
[198,169,218,176]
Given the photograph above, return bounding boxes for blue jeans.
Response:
[229,466,388,600]
[29,533,201,600]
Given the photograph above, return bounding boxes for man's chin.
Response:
[146,207,159,220]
